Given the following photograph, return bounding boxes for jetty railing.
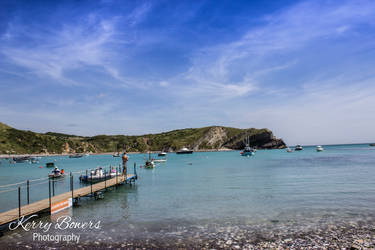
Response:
[0,162,138,226]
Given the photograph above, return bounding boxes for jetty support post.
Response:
[48,179,51,211]
[116,166,118,185]
[52,178,55,196]
[70,172,73,199]
[125,163,128,184]
[18,186,21,218]
[105,167,107,190]
[27,180,30,204]
[134,162,137,179]
[90,170,93,196]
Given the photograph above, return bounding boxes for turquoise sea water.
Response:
[0,144,375,244]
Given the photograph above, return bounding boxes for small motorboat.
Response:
[49,167,65,179]
[158,152,167,157]
[13,156,31,163]
[69,154,83,158]
[176,147,193,154]
[295,145,303,151]
[316,145,324,152]
[144,152,155,168]
[46,162,56,168]
[30,157,40,164]
[286,147,293,152]
[153,158,167,163]
[144,160,155,168]
[79,167,120,182]
[113,152,120,157]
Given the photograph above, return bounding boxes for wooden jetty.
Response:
[0,173,136,227]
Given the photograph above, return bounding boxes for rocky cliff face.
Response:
[222,128,286,149]
[190,127,286,150]
[192,127,228,150]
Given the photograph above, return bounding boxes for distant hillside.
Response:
[0,122,286,154]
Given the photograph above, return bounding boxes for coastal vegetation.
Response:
[0,122,285,154]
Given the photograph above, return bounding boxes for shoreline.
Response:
[0,148,234,159]
[1,220,374,249]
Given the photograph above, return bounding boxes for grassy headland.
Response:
[0,122,285,154]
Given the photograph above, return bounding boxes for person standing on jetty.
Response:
[122,151,128,176]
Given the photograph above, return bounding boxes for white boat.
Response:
[176,147,193,154]
[241,136,255,156]
[144,152,155,168]
[153,159,167,163]
[316,145,324,152]
[158,152,167,157]
[144,160,155,168]
[295,145,303,151]
[286,147,293,152]
[79,167,119,182]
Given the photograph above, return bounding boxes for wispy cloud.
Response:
[1,14,123,86]
[174,0,375,99]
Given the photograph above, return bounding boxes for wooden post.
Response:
[52,178,55,196]
[18,186,21,218]
[125,163,127,177]
[48,179,51,212]
[134,162,137,179]
[105,167,107,190]
[90,170,93,196]
[27,180,30,204]
[70,172,73,199]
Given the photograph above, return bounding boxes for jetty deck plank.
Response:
[0,174,136,226]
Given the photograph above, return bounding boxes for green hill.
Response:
[0,122,286,154]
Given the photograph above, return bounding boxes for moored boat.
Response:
[144,152,155,168]
[113,152,120,157]
[295,145,303,151]
[13,156,31,163]
[158,152,167,157]
[316,145,324,152]
[46,162,56,168]
[69,154,83,158]
[153,158,167,163]
[79,167,120,182]
[240,136,255,157]
[30,156,40,164]
[286,147,293,152]
[176,147,193,154]
[370,143,375,146]
[144,160,155,168]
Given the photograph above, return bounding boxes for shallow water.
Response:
[0,144,375,245]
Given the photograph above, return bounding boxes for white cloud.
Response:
[0,15,123,86]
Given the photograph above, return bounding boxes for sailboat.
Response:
[240,136,255,157]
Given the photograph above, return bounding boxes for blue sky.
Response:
[1,0,375,145]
